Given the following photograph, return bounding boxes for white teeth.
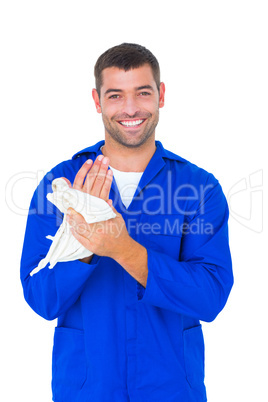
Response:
[120,119,144,127]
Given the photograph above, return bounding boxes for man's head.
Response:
[92,43,165,149]
[94,43,161,98]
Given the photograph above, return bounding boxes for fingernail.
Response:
[102,157,108,164]
[86,159,92,164]
[107,169,113,176]
[97,155,104,161]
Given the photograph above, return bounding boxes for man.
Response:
[21,43,233,402]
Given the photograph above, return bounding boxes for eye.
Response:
[109,94,120,99]
[139,91,151,96]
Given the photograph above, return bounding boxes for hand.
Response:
[62,154,113,204]
[62,154,114,263]
[66,205,148,287]
[67,204,130,260]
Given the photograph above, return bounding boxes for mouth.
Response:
[117,119,145,128]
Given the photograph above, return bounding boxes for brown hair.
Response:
[94,43,161,96]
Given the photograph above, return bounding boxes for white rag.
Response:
[30,178,116,276]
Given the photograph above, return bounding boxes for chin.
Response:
[120,134,154,148]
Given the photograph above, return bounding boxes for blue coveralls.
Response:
[21,140,233,401]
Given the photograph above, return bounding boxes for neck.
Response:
[101,136,156,172]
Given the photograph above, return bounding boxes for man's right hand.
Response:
[62,154,114,263]
[63,154,113,203]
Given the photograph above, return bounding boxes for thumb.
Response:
[61,177,72,188]
[107,200,119,215]
[107,199,113,208]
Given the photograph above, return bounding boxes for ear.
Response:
[159,82,165,108]
[92,88,102,113]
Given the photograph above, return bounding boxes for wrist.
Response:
[113,235,136,265]
[115,237,148,287]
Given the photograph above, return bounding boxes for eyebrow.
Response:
[104,88,123,96]
[136,85,154,91]
[104,85,155,96]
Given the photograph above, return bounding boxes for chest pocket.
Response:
[137,214,184,260]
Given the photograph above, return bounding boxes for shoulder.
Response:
[159,142,218,187]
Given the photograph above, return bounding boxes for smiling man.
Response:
[93,64,164,150]
[21,43,233,402]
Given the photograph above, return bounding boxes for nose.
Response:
[122,95,139,117]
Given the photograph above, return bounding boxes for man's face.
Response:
[92,64,165,148]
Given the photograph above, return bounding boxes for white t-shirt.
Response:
[109,166,143,209]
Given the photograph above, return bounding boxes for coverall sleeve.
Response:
[20,173,99,321]
[137,180,234,322]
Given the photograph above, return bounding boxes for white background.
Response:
[1,1,267,401]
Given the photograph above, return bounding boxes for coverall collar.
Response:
[72,140,186,209]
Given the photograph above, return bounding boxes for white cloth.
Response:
[30,178,116,276]
[109,166,143,208]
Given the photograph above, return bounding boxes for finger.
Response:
[67,207,79,216]
[82,155,105,194]
[61,177,72,188]
[70,227,93,250]
[73,159,93,190]
[86,156,110,197]
[67,208,89,237]
[67,207,84,226]
[99,169,113,201]
[67,208,97,233]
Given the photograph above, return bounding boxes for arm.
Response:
[68,179,233,323]
[20,155,113,320]
[137,181,233,322]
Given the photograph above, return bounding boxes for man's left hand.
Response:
[67,205,131,261]
[66,205,148,287]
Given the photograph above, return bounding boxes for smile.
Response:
[118,119,145,127]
